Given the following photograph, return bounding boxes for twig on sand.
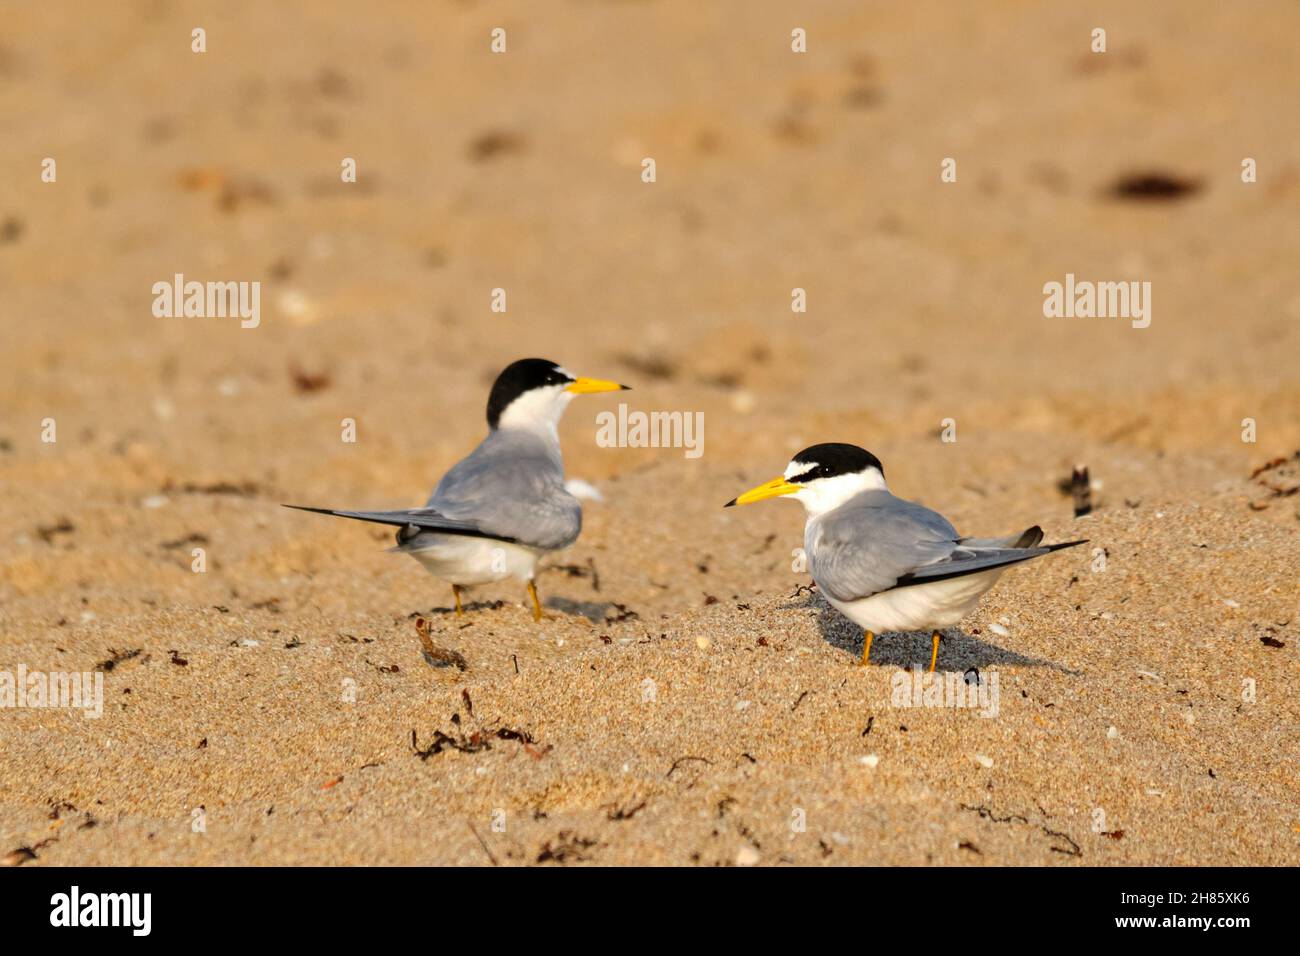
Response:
[1071,464,1092,517]
[666,755,713,779]
[468,821,499,866]
[414,616,468,670]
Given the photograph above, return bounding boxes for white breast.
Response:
[403,533,544,586]
[821,567,1006,634]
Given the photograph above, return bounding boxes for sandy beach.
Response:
[1,0,1297,866]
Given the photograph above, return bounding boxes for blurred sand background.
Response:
[1,1,1297,865]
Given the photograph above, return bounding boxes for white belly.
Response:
[403,534,544,586]
[822,568,1006,634]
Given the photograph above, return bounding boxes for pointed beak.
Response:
[724,475,801,508]
[565,377,629,394]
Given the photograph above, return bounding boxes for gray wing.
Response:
[897,535,1087,584]
[807,491,960,602]
[808,494,1080,602]
[422,429,581,550]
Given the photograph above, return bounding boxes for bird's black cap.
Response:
[788,443,884,481]
[486,358,574,428]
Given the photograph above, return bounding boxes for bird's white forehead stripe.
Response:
[555,366,573,379]
[785,460,816,480]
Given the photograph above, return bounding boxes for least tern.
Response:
[726,443,1085,670]
[286,358,628,620]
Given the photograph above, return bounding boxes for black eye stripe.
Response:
[791,461,869,482]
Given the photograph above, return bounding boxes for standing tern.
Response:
[726,443,1085,670]
[286,358,628,620]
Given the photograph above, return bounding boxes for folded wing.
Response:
[810,497,1086,602]
[283,429,582,552]
[808,492,960,603]
[423,429,581,550]
[895,537,1086,585]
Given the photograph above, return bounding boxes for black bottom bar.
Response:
[1,866,1281,941]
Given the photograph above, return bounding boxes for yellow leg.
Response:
[452,584,464,617]
[929,631,941,673]
[860,630,874,667]
[526,580,544,622]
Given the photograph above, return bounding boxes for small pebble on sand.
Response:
[730,390,756,413]
[735,844,760,866]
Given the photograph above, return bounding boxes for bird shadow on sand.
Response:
[778,590,1078,675]
[413,600,507,620]
[545,596,640,625]
[410,594,638,627]
[413,597,619,625]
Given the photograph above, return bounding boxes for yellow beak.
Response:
[724,475,801,507]
[565,377,629,394]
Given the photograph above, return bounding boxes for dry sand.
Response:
[1,1,1297,866]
